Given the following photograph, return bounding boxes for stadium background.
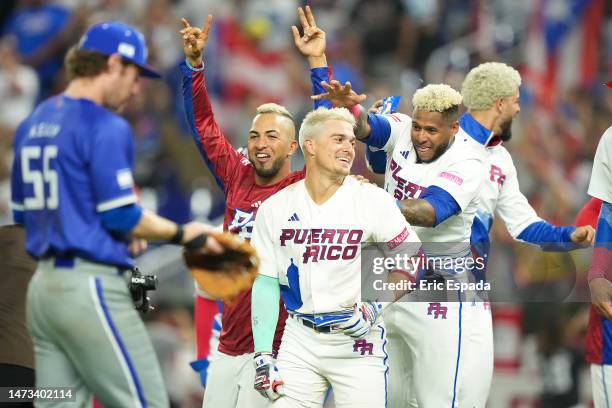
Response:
[0,0,610,406]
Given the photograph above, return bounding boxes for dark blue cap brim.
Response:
[138,63,161,78]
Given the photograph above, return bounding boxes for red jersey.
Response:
[181,62,304,356]
[575,197,611,364]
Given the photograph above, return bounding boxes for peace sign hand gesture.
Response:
[291,6,327,67]
[180,15,213,67]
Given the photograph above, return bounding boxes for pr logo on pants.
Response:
[353,339,373,355]
[427,303,448,319]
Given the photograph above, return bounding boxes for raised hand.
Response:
[179,15,213,66]
[291,6,326,65]
[311,80,367,108]
[368,99,384,114]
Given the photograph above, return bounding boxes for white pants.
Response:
[591,364,612,408]
[271,316,388,408]
[384,297,493,407]
[203,351,270,408]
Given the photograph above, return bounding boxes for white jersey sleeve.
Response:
[494,150,542,239]
[588,126,612,203]
[250,201,278,279]
[429,153,484,211]
[377,113,412,155]
[368,186,421,247]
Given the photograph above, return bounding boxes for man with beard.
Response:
[313,64,594,407]
[460,62,594,275]
[386,61,595,407]
[180,17,303,408]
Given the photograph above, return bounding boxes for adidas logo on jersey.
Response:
[287,213,300,222]
[400,150,409,159]
[251,201,262,208]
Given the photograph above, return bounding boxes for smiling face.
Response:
[247,112,297,180]
[304,119,355,176]
[410,109,459,163]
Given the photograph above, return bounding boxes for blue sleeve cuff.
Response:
[421,186,461,226]
[311,67,332,109]
[100,204,143,234]
[516,221,579,251]
[190,358,210,387]
[12,209,24,225]
[363,113,391,149]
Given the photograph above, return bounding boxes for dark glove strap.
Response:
[184,233,208,250]
[170,224,184,244]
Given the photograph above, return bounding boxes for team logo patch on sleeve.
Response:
[387,227,410,250]
[116,169,134,189]
[439,171,464,186]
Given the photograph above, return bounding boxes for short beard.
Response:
[498,118,513,142]
[251,155,285,179]
[417,138,452,164]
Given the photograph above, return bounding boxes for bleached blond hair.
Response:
[254,102,296,139]
[256,103,294,120]
[298,107,356,151]
[412,84,462,113]
[461,62,522,110]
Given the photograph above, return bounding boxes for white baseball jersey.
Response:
[250,177,420,318]
[378,113,485,256]
[588,126,612,203]
[463,135,542,240]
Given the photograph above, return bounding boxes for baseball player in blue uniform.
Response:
[10,21,221,407]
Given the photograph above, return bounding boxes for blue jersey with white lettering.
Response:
[11,95,137,267]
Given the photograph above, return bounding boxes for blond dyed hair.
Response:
[412,84,462,112]
[461,62,522,110]
[256,103,294,121]
[298,107,356,151]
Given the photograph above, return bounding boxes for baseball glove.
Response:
[183,232,259,303]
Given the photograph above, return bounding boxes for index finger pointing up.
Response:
[181,18,191,29]
[202,14,213,37]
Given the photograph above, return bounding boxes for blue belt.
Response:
[290,314,340,334]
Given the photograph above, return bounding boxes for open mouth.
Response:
[255,153,271,163]
[416,146,432,154]
[337,156,351,165]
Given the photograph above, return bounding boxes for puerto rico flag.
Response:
[522,0,604,110]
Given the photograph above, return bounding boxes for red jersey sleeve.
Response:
[194,295,219,359]
[575,197,602,228]
[181,62,245,191]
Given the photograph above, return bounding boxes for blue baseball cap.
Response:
[78,21,161,78]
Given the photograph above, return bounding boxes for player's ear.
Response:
[495,97,504,114]
[106,53,123,75]
[287,140,298,157]
[303,139,316,157]
[450,120,459,135]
